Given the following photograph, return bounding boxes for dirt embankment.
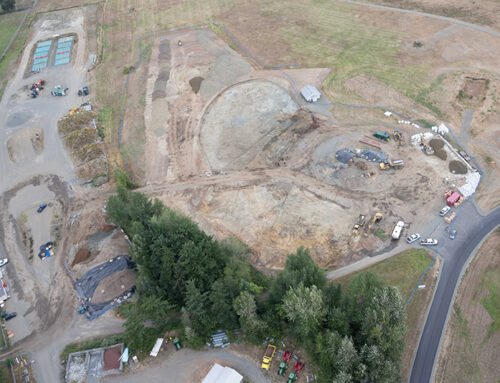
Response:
[435,230,500,383]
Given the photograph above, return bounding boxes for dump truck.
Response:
[352,214,367,236]
[380,159,404,170]
[373,131,390,142]
[446,192,461,207]
[392,221,405,240]
[261,344,276,370]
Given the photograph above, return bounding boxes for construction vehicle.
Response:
[278,350,292,375]
[373,131,390,142]
[393,130,403,141]
[172,337,182,350]
[392,221,405,240]
[51,85,67,96]
[419,134,434,155]
[352,214,367,236]
[446,192,461,207]
[261,344,276,370]
[380,159,404,170]
[367,213,383,231]
[443,189,454,200]
[278,362,287,376]
[294,361,304,374]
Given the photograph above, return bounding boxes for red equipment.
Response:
[283,350,292,363]
[294,361,304,374]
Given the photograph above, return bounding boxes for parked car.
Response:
[439,206,451,216]
[406,233,421,244]
[420,238,438,246]
[449,230,457,240]
[5,312,17,321]
[38,242,54,259]
[0,259,8,267]
[37,203,47,213]
[82,86,89,95]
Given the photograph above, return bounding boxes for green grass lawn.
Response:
[0,12,23,55]
[0,11,30,101]
[337,249,433,301]
[479,268,500,337]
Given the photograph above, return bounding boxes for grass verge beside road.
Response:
[436,230,500,383]
[336,249,438,379]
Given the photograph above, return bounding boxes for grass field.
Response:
[0,11,30,101]
[336,249,437,379]
[0,12,23,55]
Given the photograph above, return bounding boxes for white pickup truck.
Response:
[392,221,405,240]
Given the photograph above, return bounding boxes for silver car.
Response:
[420,238,438,246]
[406,233,421,244]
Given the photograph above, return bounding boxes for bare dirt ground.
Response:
[127,28,474,269]
[435,229,500,383]
[361,0,500,29]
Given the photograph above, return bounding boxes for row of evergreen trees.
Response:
[107,185,406,382]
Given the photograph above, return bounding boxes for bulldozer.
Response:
[352,214,367,236]
[380,159,404,170]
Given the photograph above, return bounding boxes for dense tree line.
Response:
[107,186,406,382]
[0,0,15,12]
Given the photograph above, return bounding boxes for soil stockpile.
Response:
[449,160,467,174]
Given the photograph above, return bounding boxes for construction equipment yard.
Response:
[0,0,498,382]
[123,27,480,269]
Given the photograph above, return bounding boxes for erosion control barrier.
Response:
[74,255,136,320]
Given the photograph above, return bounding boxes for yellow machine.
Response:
[69,107,79,116]
[352,214,367,235]
[380,159,404,170]
[261,344,276,370]
[420,134,434,155]
[367,213,383,231]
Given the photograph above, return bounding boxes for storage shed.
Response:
[202,363,243,383]
[300,85,321,103]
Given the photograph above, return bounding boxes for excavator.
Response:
[420,134,434,155]
[366,213,383,232]
[393,130,403,146]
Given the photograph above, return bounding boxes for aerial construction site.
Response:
[0,0,499,382]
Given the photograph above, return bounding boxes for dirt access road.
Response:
[104,348,270,383]
[0,7,123,383]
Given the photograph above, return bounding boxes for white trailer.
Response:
[392,221,405,240]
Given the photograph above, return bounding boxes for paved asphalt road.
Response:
[409,203,500,383]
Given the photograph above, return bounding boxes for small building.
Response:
[202,363,243,383]
[300,85,321,103]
